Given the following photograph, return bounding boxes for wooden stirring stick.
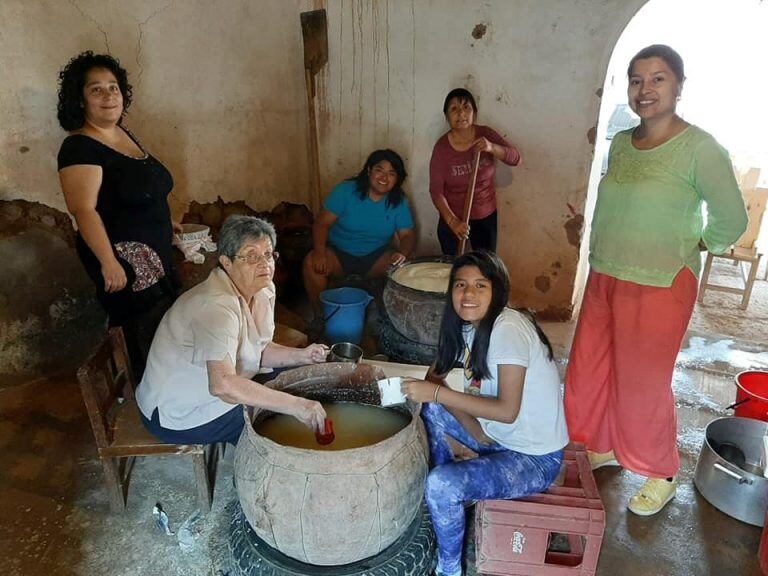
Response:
[457,149,482,256]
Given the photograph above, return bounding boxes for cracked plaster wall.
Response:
[0,0,315,383]
[317,0,648,318]
[0,0,648,335]
[0,0,314,220]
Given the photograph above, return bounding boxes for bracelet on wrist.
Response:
[433,384,441,404]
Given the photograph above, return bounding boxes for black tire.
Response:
[377,313,437,366]
[229,501,436,576]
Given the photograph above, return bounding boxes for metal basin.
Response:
[694,416,768,526]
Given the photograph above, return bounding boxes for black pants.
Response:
[437,211,497,256]
[109,291,176,381]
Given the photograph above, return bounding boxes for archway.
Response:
[575,0,768,344]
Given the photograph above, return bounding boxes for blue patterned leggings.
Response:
[421,402,563,576]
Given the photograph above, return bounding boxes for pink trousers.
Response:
[564,268,697,478]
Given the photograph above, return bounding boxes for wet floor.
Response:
[0,328,766,575]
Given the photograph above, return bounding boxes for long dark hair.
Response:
[57,51,132,131]
[434,251,554,380]
[348,149,408,208]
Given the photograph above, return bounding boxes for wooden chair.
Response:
[77,327,213,512]
[699,185,768,310]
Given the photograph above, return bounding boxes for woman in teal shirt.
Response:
[303,149,416,312]
[565,45,747,516]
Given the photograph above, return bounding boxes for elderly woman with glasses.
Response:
[136,215,328,445]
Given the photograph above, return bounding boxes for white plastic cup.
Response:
[377,377,406,407]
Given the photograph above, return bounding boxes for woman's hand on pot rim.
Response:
[389,251,407,266]
[303,343,329,364]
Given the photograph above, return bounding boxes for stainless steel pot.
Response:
[327,342,363,363]
[694,416,768,526]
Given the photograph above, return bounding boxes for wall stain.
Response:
[19,146,29,153]
[564,214,584,247]
[472,23,487,39]
[538,304,573,322]
[534,275,551,293]
[587,126,597,145]
[0,199,75,246]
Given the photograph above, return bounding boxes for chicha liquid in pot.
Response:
[255,402,410,450]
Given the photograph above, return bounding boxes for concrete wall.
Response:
[0,0,648,381]
[317,0,646,317]
[0,0,315,218]
[0,0,318,381]
[0,0,648,318]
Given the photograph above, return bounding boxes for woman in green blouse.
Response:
[564,45,747,516]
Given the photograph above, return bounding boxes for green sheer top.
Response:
[589,125,748,287]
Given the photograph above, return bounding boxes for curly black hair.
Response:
[57,51,132,131]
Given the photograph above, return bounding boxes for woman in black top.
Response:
[57,51,180,377]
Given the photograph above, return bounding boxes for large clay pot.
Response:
[234,363,428,566]
[382,257,452,348]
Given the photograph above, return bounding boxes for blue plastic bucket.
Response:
[319,287,373,344]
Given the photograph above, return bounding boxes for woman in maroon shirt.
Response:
[429,88,521,255]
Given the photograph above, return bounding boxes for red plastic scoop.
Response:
[315,418,335,445]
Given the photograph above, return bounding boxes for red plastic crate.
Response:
[475,443,605,575]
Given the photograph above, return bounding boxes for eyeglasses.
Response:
[232,251,279,265]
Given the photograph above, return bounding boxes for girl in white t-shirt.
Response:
[401,250,569,576]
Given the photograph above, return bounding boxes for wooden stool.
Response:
[475,443,605,575]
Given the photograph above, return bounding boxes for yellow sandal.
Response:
[587,450,620,470]
[628,477,677,516]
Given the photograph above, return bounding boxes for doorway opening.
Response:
[575,0,768,345]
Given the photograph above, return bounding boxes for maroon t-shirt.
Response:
[429,124,520,221]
